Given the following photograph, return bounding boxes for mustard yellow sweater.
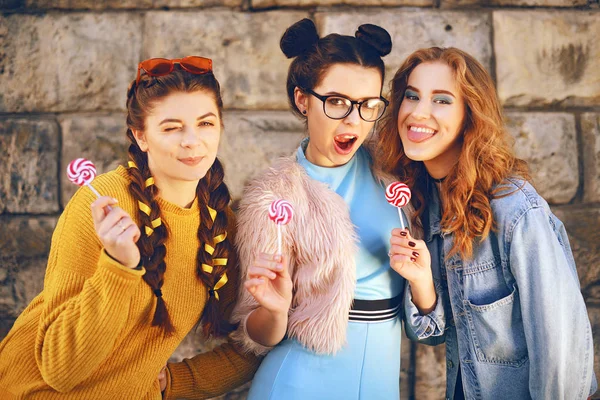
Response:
[0,166,259,399]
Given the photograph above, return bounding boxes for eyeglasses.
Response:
[301,88,389,122]
[136,56,213,84]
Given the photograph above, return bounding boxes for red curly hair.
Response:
[378,47,530,259]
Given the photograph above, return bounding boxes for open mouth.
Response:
[333,134,359,155]
[407,125,437,143]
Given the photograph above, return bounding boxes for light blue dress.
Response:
[248,142,406,400]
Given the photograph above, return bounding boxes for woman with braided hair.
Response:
[0,57,259,399]
[230,19,445,399]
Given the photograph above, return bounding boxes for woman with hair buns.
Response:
[230,19,444,399]
[0,57,259,399]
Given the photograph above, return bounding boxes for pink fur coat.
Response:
[230,154,408,356]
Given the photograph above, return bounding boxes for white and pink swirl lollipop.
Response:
[386,182,411,229]
[67,158,102,198]
[269,199,294,254]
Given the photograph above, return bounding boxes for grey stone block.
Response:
[0,13,142,112]
[0,216,57,259]
[505,112,578,204]
[582,113,600,203]
[0,118,60,213]
[494,11,600,107]
[552,206,600,302]
[252,0,431,8]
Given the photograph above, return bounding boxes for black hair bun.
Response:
[355,24,392,57]
[280,18,320,59]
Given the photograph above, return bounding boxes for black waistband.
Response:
[349,293,403,323]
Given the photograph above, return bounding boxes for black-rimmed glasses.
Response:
[301,87,389,122]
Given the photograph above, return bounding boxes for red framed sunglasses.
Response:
[136,56,213,84]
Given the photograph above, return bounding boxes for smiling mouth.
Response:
[179,156,204,166]
[334,134,358,155]
[407,125,437,143]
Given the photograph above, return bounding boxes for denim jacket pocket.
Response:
[464,287,528,367]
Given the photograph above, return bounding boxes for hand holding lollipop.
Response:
[386,182,411,230]
[67,158,140,268]
[268,199,294,255]
[243,199,294,333]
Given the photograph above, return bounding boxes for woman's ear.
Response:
[294,87,309,115]
[132,129,149,152]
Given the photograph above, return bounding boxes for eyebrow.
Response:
[406,85,456,98]
[158,112,217,125]
[322,91,380,100]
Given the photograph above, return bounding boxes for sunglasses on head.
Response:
[136,56,213,84]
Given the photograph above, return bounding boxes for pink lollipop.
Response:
[269,199,294,225]
[67,158,102,199]
[269,199,294,254]
[386,182,411,229]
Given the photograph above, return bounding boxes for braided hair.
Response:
[125,67,234,337]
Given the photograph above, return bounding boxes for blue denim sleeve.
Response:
[402,280,446,344]
[508,206,597,399]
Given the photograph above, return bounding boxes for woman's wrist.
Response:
[410,279,437,315]
[265,307,289,325]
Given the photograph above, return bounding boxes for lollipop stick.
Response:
[86,182,102,198]
[397,208,407,230]
[86,182,112,211]
[277,224,282,255]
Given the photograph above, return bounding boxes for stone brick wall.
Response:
[0,1,598,399]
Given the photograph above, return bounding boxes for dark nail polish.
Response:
[408,241,416,247]
[400,231,407,237]
[412,251,419,257]
[410,257,416,262]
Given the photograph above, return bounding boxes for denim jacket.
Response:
[408,178,597,400]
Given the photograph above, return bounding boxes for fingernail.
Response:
[113,198,119,203]
[275,255,282,262]
[410,257,416,262]
[408,241,416,247]
[400,231,407,237]
[412,251,419,257]
[275,263,283,270]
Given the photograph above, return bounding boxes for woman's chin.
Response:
[403,148,431,162]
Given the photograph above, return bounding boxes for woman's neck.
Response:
[153,175,198,209]
[423,137,463,180]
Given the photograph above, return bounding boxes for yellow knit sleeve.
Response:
[163,340,260,400]
[163,207,261,400]
[34,186,145,392]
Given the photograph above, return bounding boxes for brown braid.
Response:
[125,132,174,335]
[124,66,233,337]
[195,157,236,337]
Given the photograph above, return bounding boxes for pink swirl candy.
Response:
[268,199,294,225]
[385,182,411,208]
[67,158,97,187]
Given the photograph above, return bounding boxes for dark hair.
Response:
[125,67,235,337]
[280,18,392,118]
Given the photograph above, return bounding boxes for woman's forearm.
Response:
[246,307,288,347]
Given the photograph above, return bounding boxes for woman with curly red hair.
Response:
[378,47,597,399]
